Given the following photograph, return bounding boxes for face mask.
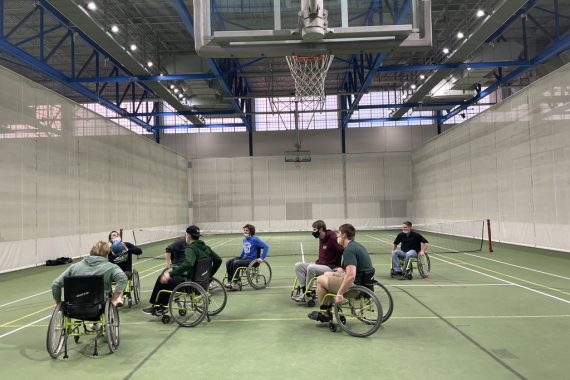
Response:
[112,236,121,243]
[244,233,250,238]
[337,237,343,245]
[312,231,320,239]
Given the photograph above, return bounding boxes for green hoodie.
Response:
[51,255,128,302]
[170,239,222,279]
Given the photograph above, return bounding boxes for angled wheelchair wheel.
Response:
[372,281,394,323]
[207,277,227,316]
[169,282,208,327]
[132,270,141,304]
[46,303,66,359]
[247,260,272,289]
[334,285,382,338]
[104,300,120,353]
[417,253,431,278]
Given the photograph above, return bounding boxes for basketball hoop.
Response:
[286,54,334,109]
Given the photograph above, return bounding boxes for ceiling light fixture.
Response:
[419,74,425,80]
[86,2,97,11]
[110,25,119,33]
[174,88,179,93]
[457,31,464,39]
[442,47,450,55]
[129,44,137,51]
[410,84,417,90]
[476,9,485,18]
[147,61,153,68]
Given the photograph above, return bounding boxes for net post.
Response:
[486,219,493,253]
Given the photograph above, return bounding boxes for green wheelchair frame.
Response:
[318,285,383,338]
[224,260,272,290]
[46,276,120,359]
[153,276,227,326]
[290,276,318,306]
[122,269,141,308]
[390,252,431,279]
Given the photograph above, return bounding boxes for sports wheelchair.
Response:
[391,252,431,280]
[153,257,227,326]
[290,276,318,306]
[46,275,120,359]
[309,269,391,337]
[111,252,141,307]
[224,259,272,290]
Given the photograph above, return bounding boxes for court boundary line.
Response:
[366,234,570,304]
[396,286,528,380]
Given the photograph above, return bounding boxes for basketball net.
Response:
[286,54,334,110]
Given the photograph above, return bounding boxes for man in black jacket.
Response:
[391,221,429,279]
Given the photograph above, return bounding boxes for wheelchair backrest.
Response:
[192,257,213,289]
[355,268,376,290]
[63,275,106,321]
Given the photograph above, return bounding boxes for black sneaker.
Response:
[391,269,403,278]
[142,306,157,315]
[307,310,331,323]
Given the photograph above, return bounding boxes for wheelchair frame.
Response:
[46,276,120,359]
[153,276,227,326]
[391,252,431,279]
[122,269,141,307]
[319,285,383,338]
[224,260,272,290]
[290,276,318,306]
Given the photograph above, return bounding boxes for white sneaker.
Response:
[292,294,306,302]
[116,296,124,307]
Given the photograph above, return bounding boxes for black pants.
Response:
[226,258,254,283]
[149,271,185,306]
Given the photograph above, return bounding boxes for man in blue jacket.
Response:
[225,224,269,290]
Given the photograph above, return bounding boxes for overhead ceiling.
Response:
[0,0,568,127]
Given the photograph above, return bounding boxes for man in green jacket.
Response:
[143,225,222,314]
[52,241,127,306]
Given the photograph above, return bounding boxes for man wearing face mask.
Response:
[142,225,222,315]
[107,230,142,307]
[308,223,375,322]
[292,220,343,302]
[391,221,429,279]
[225,224,269,290]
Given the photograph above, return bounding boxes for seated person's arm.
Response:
[420,242,429,255]
[258,239,269,261]
[336,264,356,303]
[125,242,142,255]
[165,251,172,269]
[210,249,223,276]
[111,269,128,306]
[51,268,71,304]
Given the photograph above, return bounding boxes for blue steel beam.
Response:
[377,60,530,73]
[170,0,251,132]
[131,109,236,117]
[0,36,154,132]
[485,0,539,43]
[14,24,62,47]
[5,6,36,39]
[444,33,570,122]
[156,123,245,129]
[73,73,217,83]
[340,0,412,129]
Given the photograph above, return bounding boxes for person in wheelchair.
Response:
[164,234,188,269]
[308,224,375,323]
[225,224,269,290]
[390,221,429,280]
[51,241,127,307]
[292,220,343,302]
[107,230,142,306]
[143,225,222,315]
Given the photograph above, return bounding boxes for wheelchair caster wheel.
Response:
[179,309,187,316]
[74,336,80,343]
[328,323,337,332]
[161,315,171,324]
[307,299,315,307]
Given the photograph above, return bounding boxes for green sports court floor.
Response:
[1,231,569,379]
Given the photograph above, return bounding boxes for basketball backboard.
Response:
[193,0,432,58]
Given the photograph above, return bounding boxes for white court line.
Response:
[0,290,51,309]
[0,315,50,339]
[269,283,513,289]
[300,242,305,263]
[461,252,570,281]
[366,234,570,304]
[431,255,570,304]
